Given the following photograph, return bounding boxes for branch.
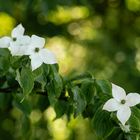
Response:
[0,88,13,93]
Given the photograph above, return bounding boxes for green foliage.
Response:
[0,48,139,140]
[16,67,34,96]
[92,107,114,139]
[1,0,140,139]
[72,86,86,116]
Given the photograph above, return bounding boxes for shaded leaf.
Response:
[92,107,114,138]
[72,86,86,116]
[16,67,34,96]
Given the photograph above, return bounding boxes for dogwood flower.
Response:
[26,35,57,71]
[103,83,140,125]
[0,24,31,56]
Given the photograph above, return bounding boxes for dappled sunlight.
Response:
[68,20,99,40]
[96,61,116,79]
[46,36,87,75]
[135,37,140,71]
[44,106,56,121]
[0,1,140,139]
[68,116,97,140]
[47,6,89,25]
[30,109,42,124]
[52,118,70,140]
[44,107,70,140]
[125,0,140,11]
[43,107,97,140]
[0,12,15,36]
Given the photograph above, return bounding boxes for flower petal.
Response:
[117,105,131,125]
[126,93,140,107]
[39,48,57,64]
[11,24,25,38]
[9,36,31,56]
[29,54,43,71]
[112,83,126,102]
[0,36,11,48]
[30,35,45,49]
[103,98,120,112]
[26,35,45,55]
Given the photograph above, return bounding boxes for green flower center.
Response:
[13,37,17,41]
[35,48,40,53]
[121,99,126,104]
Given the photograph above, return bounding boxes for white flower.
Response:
[0,24,31,56]
[0,36,11,48]
[103,83,140,125]
[26,35,57,71]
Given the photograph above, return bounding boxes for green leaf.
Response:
[131,107,140,120]
[33,66,43,80]
[0,48,10,57]
[128,114,140,133]
[42,63,50,75]
[37,96,50,111]
[0,57,10,74]
[33,66,46,90]
[81,79,95,104]
[128,107,140,134]
[69,72,93,82]
[105,128,124,140]
[13,95,31,116]
[50,65,63,98]
[71,86,86,116]
[54,100,69,118]
[16,67,34,96]
[95,79,112,95]
[46,82,58,106]
[125,134,140,140]
[0,49,10,75]
[92,107,114,138]
[53,72,63,97]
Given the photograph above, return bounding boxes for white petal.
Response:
[103,98,120,112]
[112,83,126,102]
[117,105,131,125]
[0,36,11,48]
[126,93,140,107]
[9,36,31,56]
[9,44,19,56]
[39,48,57,64]
[11,24,25,38]
[29,54,43,71]
[30,35,45,49]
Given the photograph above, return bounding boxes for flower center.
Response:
[121,99,126,104]
[13,37,17,41]
[34,48,40,53]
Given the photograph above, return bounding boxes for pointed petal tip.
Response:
[111,83,126,101]
[117,106,131,126]
[12,23,25,37]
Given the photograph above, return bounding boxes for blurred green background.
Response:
[0,0,140,139]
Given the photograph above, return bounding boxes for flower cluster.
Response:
[103,83,140,126]
[0,24,57,70]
